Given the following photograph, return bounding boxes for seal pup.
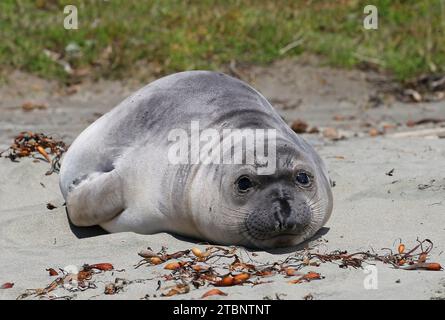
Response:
[59,71,333,249]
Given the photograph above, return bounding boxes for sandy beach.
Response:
[1,61,444,300]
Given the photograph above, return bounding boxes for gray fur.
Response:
[59,71,333,248]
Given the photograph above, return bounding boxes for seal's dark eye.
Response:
[237,176,253,192]
[295,171,311,186]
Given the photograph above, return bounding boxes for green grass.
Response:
[0,0,444,82]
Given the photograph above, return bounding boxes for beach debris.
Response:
[290,119,319,134]
[63,265,79,275]
[386,168,395,176]
[104,283,117,295]
[132,237,442,299]
[65,42,82,58]
[406,118,445,127]
[382,123,398,133]
[368,128,381,137]
[287,271,323,284]
[17,277,64,300]
[403,89,422,102]
[46,268,59,276]
[367,93,385,108]
[228,59,249,82]
[87,263,114,271]
[417,179,445,191]
[388,128,445,139]
[1,282,14,289]
[65,84,80,95]
[285,267,302,277]
[272,98,302,110]
[305,240,440,270]
[303,293,314,300]
[401,262,442,271]
[43,49,73,74]
[333,115,356,121]
[373,73,445,103]
[214,275,235,287]
[95,44,113,68]
[322,127,343,140]
[192,247,212,259]
[290,119,309,134]
[138,249,157,259]
[21,101,48,112]
[0,132,68,175]
[263,293,287,300]
[46,203,57,210]
[398,74,445,102]
[104,278,128,295]
[17,262,118,300]
[201,288,228,298]
[418,252,428,263]
[214,273,250,287]
[161,283,190,297]
[164,261,186,270]
[307,126,320,134]
[279,36,304,55]
[134,248,191,268]
[17,238,442,300]
[149,257,163,265]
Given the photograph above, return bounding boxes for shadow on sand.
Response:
[169,227,330,254]
[265,227,330,254]
[67,209,108,239]
[67,205,330,254]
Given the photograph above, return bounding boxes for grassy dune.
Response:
[0,0,444,82]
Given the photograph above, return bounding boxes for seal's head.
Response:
[191,137,333,249]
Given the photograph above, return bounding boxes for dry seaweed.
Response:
[1,282,14,289]
[17,262,116,300]
[0,131,68,175]
[133,238,442,299]
[16,238,442,300]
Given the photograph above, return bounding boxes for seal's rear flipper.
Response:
[66,171,125,226]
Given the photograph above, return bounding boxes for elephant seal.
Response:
[59,71,333,249]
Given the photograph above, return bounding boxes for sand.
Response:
[0,62,444,300]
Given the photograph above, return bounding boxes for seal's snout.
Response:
[245,191,313,243]
[274,198,310,233]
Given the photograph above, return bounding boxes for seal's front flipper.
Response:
[66,171,125,226]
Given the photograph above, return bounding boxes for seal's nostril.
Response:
[280,205,311,232]
[278,199,291,217]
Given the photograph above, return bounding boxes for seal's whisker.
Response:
[309,201,326,211]
[221,206,254,222]
[223,212,249,220]
[308,196,327,209]
[310,204,327,215]
[309,205,327,216]
[222,205,252,214]
[218,221,249,235]
[219,218,245,226]
[308,198,328,219]
[307,195,326,213]
[307,190,319,204]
